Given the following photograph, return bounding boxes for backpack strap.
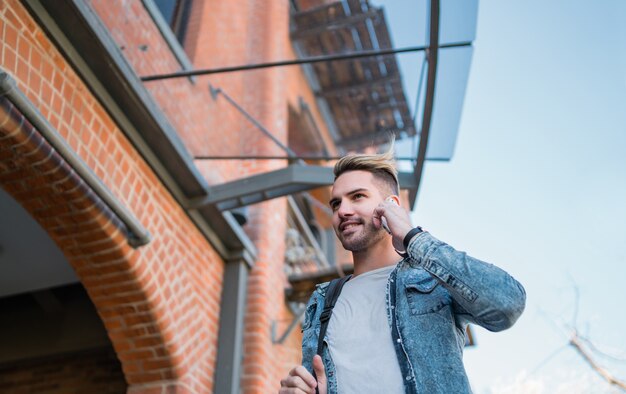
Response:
[312,274,352,392]
[316,274,352,356]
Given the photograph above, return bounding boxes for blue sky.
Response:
[375,0,626,392]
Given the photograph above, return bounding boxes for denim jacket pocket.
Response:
[405,278,451,315]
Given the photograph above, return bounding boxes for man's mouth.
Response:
[340,220,362,232]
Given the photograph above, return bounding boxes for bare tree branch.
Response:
[570,330,626,392]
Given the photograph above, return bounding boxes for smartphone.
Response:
[381,216,392,234]
[381,197,397,234]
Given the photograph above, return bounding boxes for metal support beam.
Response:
[214,257,248,394]
[193,155,429,162]
[140,42,470,81]
[188,165,333,211]
[409,0,440,207]
[209,85,298,159]
[188,164,417,212]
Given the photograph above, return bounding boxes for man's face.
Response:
[329,170,388,252]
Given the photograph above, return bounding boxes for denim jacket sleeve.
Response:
[301,282,329,375]
[405,231,526,332]
[301,291,318,374]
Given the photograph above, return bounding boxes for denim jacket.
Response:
[301,232,526,393]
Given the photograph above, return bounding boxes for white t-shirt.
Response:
[326,264,405,393]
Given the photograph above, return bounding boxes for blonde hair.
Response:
[333,141,399,195]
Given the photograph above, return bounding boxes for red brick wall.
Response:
[1,1,227,392]
[1,0,334,392]
[0,348,127,394]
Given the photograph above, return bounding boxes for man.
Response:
[279,148,526,394]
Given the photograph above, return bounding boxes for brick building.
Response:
[0,0,474,392]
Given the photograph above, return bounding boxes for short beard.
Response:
[338,219,387,252]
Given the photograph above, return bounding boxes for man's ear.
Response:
[385,195,401,206]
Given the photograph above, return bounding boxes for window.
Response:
[153,0,193,45]
[142,0,195,78]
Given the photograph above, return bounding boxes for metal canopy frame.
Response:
[198,80,418,213]
[142,0,461,210]
[189,165,332,211]
[189,164,418,212]
[138,43,471,81]
[24,0,462,246]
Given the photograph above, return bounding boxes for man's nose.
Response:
[337,201,354,218]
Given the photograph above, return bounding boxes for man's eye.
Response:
[354,193,365,199]
[330,202,339,211]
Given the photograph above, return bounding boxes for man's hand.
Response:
[279,355,327,394]
[373,196,413,251]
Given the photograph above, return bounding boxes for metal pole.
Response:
[141,42,471,81]
[192,155,450,162]
[409,0,440,208]
[209,85,301,161]
[214,257,248,394]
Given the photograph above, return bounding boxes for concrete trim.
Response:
[0,71,151,247]
[214,259,248,394]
